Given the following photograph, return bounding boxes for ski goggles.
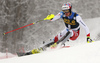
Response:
[62,10,70,13]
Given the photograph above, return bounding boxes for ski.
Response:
[17,45,70,57]
[17,52,26,57]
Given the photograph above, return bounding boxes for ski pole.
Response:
[3,20,44,35]
[3,14,55,35]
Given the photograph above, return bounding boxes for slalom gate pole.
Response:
[3,20,44,35]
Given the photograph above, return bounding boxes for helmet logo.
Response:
[62,6,70,10]
[62,2,72,11]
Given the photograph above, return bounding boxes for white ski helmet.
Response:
[62,2,72,13]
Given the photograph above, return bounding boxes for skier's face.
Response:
[65,12,70,17]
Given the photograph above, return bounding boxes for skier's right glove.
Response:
[87,36,94,43]
[44,14,55,20]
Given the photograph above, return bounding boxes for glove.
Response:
[87,36,94,43]
[87,33,93,43]
[44,14,55,20]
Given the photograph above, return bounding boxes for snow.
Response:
[0,41,100,63]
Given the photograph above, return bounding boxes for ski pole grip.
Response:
[3,33,6,35]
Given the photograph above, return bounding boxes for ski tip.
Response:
[16,52,25,57]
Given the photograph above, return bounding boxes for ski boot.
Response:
[50,43,57,48]
[31,47,43,54]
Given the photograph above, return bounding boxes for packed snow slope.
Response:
[0,41,100,63]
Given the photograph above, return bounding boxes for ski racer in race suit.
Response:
[46,2,93,44]
[22,2,93,55]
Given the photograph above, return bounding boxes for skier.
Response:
[17,2,93,56]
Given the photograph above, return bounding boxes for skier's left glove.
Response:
[44,14,55,20]
[87,33,94,43]
[87,37,93,43]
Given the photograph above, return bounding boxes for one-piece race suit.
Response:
[51,11,90,42]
